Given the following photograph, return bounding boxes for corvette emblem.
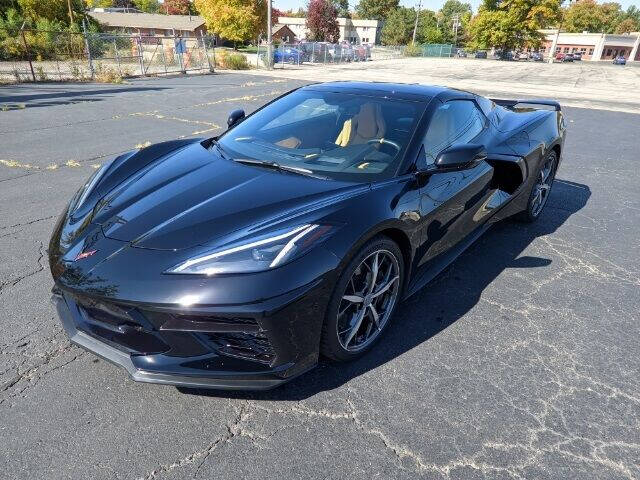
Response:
[74,249,97,261]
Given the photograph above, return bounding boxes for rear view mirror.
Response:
[227,109,245,128]
[435,144,487,170]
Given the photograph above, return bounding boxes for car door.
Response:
[415,99,495,267]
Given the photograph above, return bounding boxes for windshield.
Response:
[216,89,425,182]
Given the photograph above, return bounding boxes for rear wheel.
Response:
[320,236,404,362]
[516,150,557,223]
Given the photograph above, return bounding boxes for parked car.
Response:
[456,48,467,57]
[49,82,566,390]
[530,52,544,62]
[516,52,529,61]
[572,52,582,61]
[315,42,335,62]
[474,51,487,59]
[354,45,368,61]
[340,42,355,61]
[496,50,514,61]
[296,42,314,62]
[274,47,304,64]
[613,56,627,65]
[555,53,573,62]
[326,43,342,62]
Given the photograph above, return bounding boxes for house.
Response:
[272,25,297,43]
[276,17,382,44]
[88,10,207,37]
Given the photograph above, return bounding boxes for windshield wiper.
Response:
[234,158,328,180]
[208,139,229,160]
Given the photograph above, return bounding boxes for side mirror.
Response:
[227,109,245,128]
[435,144,487,171]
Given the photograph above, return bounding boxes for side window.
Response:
[422,100,486,165]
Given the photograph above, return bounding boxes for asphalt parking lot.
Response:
[1,66,639,479]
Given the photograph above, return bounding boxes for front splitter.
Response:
[53,293,304,391]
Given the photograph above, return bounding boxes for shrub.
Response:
[94,62,124,83]
[35,66,47,81]
[403,43,423,57]
[215,49,250,70]
[225,53,249,70]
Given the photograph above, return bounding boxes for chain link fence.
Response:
[0,28,216,83]
[421,44,455,57]
[0,29,455,82]
[251,42,407,69]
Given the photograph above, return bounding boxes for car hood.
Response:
[92,141,365,250]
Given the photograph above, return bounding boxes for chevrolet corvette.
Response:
[49,82,566,390]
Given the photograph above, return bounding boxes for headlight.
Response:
[70,160,113,215]
[166,224,334,275]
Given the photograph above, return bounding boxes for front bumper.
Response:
[52,277,330,390]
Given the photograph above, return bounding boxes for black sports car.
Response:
[49,82,566,390]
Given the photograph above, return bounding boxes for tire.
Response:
[516,150,558,223]
[320,236,405,362]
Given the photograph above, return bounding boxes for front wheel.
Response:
[516,150,557,223]
[320,236,404,362]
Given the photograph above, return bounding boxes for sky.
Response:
[273,0,640,14]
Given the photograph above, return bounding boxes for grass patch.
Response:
[238,46,259,54]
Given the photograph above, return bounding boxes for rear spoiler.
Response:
[491,98,562,111]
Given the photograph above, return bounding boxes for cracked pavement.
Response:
[0,70,639,479]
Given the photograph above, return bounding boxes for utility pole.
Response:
[549,0,566,63]
[452,13,460,47]
[267,0,273,69]
[412,0,421,44]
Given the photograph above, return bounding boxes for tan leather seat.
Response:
[335,103,386,147]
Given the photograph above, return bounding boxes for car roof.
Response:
[301,81,469,102]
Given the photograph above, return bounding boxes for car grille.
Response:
[204,332,276,365]
[71,295,275,364]
[74,296,170,355]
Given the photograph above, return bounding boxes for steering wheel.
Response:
[367,138,401,154]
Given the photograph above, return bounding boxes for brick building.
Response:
[537,30,640,61]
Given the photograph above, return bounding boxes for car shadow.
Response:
[179,178,590,401]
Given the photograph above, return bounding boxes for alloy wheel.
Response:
[531,154,556,217]
[337,250,400,352]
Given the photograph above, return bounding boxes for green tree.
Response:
[562,0,622,33]
[381,7,443,45]
[622,5,640,25]
[355,0,399,21]
[416,9,441,42]
[18,0,85,24]
[437,0,472,44]
[0,7,24,34]
[614,17,637,33]
[133,0,159,13]
[333,0,350,17]
[380,6,413,44]
[84,0,114,7]
[0,0,20,18]
[614,6,640,32]
[469,0,562,52]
